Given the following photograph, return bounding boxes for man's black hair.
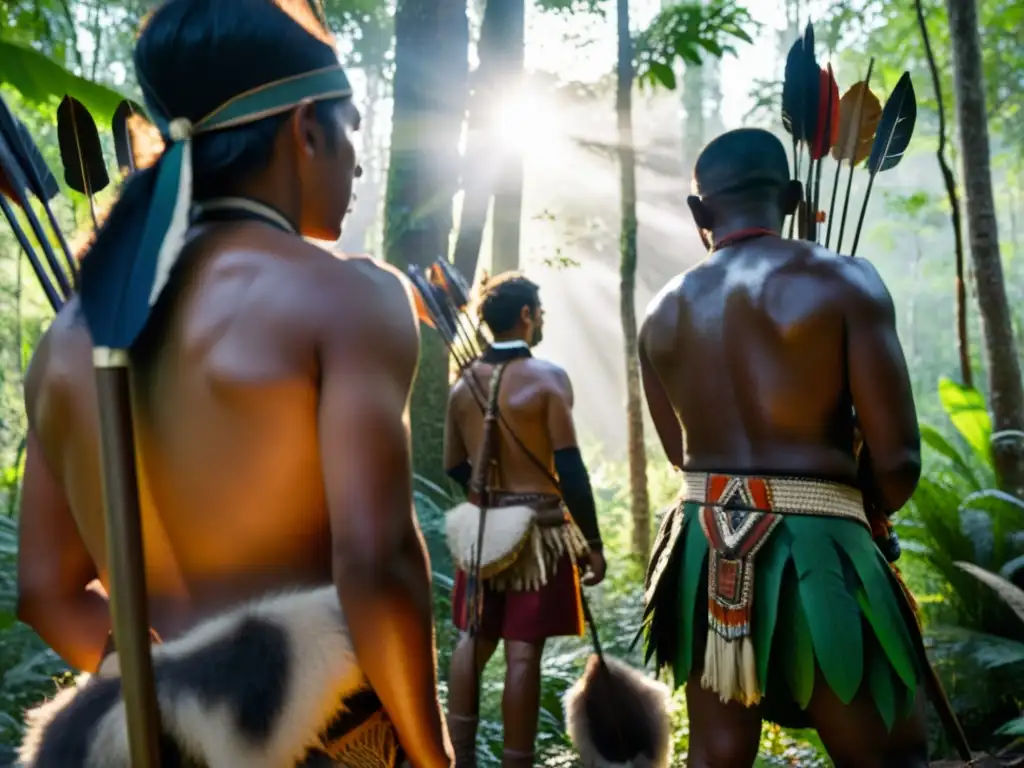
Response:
[80,0,347,403]
[478,273,540,335]
[692,128,790,201]
[135,0,345,198]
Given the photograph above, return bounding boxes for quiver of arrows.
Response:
[781,21,918,256]
[0,93,156,314]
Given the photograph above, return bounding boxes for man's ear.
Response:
[520,304,533,325]
[781,180,803,217]
[687,195,713,231]
[289,99,319,158]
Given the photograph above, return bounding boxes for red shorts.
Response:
[451,553,585,643]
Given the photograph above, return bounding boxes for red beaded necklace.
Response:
[709,227,779,253]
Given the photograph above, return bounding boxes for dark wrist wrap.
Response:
[555,447,602,550]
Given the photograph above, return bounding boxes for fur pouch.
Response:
[564,655,673,768]
[18,587,367,768]
[444,501,536,578]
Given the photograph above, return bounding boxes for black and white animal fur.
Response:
[563,655,673,768]
[18,586,369,768]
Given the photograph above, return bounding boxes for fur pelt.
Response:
[18,586,366,768]
[563,655,672,768]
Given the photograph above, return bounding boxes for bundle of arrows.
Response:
[782,21,918,255]
[0,92,149,313]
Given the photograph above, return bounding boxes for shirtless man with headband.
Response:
[17,1,450,764]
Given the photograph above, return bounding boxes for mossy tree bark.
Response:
[946,0,1024,496]
[385,0,469,487]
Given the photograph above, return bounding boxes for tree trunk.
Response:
[385,0,469,486]
[946,0,1024,496]
[490,0,525,275]
[915,0,972,388]
[452,0,523,282]
[617,0,651,561]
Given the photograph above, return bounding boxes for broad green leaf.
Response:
[937,377,992,467]
[955,561,1024,627]
[0,40,129,125]
[996,716,1024,736]
[919,423,980,490]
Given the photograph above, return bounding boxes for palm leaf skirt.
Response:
[643,501,920,731]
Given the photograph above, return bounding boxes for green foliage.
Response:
[902,381,1024,746]
[634,0,756,91]
[0,514,72,763]
[824,0,1024,159]
[0,39,129,124]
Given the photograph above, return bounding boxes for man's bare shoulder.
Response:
[640,271,690,355]
[287,246,418,350]
[526,356,570,388]
[24,299,90,421]
[301,248,413,310]
[802,246,895,316]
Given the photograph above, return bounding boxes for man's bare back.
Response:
[446,357,571,497]
[23,222,417,638]
[640,236,919,509]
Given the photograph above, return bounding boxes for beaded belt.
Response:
[680,471,870,531]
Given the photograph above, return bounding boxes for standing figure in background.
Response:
[16,0,450,764]
[443,273,606,767]
[638,128,930,767]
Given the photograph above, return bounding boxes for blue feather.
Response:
[781,37,804,140]
[799,22,820,151]
[867,71,917,174]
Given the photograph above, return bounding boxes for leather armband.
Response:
[554,447,602,551]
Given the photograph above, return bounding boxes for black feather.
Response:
[0,93,75,297]
[799,22,821,152]
[851,72,917,255]
[781,37,804,140]
[112,99,145,175]
[57,95,110,197]
[0,94,59,203]
[867,71,917,174]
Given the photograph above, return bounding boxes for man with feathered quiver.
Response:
[636,120,936,765]
[439,273,610,766]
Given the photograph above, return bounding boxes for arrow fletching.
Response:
[0,95,60,205]
[832,80,882,166]
[112,99,147,175]
[799,22,820,149]
[867,71,917,175]
[811,65,839,161]
[430,258,472,311]
[781,37,805,142]
[850,71,917,255]
[57,95,110,199]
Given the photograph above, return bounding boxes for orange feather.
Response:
[831,80,883,166]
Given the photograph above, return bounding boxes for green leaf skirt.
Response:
[642,501,921,731]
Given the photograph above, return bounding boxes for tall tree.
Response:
[385,0,470,484]
[489,0,526,275]
[616,0,651,560]
[452,0,527,283]
[945,0,1024,496]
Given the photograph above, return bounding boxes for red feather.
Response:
[811,65,839,160]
